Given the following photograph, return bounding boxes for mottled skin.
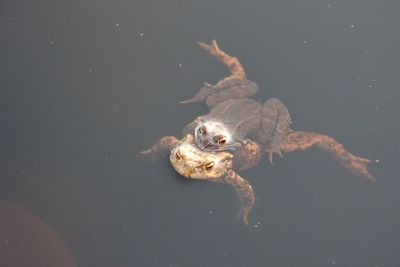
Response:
[182,41,291,163]
[141,130,374,225]
[141,134,260,225]
[141,40,375,225]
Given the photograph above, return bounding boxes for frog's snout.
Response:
[198,137,216,150]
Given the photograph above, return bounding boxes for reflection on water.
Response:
[0,203,77,267]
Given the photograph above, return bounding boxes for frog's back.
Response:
[206,98,262,141]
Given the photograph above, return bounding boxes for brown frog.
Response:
[182,41,291,163]
[141,41,375,225]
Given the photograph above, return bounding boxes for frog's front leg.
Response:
[232,139,262,171]
[280,131,375,181]
[223,170,255,225]
[141,136,179,158]
[181,40,259,107]
[259,98,292,164]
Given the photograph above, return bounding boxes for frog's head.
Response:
[170,134,233,180]
[195,120,241,152]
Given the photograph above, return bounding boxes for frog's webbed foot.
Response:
[223,170,255,225]
[258,98,292,164]
[280,131,375,181]
[181,40,259,107]
[266,147,283,165]
[141,136,179,160]
[197,40,246,81]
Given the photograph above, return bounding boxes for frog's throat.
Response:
[200,141,241,152]
[195,121,237,148]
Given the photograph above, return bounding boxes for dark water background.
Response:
[1,0,400,266]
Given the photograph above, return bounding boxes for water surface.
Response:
[1,0,400,266]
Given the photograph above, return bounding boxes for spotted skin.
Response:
[280,131,375,181]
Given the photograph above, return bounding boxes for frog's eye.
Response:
[218,138,227,145]
[175,151,182,160]
[205,162,214,171]
[214,135,227,145]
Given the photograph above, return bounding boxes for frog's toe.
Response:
[268,149,283,165]
[197,40,220,54]
[235,209,249,225]
[345,156,376,182]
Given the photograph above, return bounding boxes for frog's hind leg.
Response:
[223,170,255,225]
[181,40,259,107]
[280,131,375,181]
[141,136,179,158]
[198,40,246,81]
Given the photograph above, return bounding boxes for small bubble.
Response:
[138,32,144,37]
[350,24,355,28]
[375,159,380,163]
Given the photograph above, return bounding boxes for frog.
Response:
[141,131,375,225]
[181,40,291,163]
[141,40,375,225]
